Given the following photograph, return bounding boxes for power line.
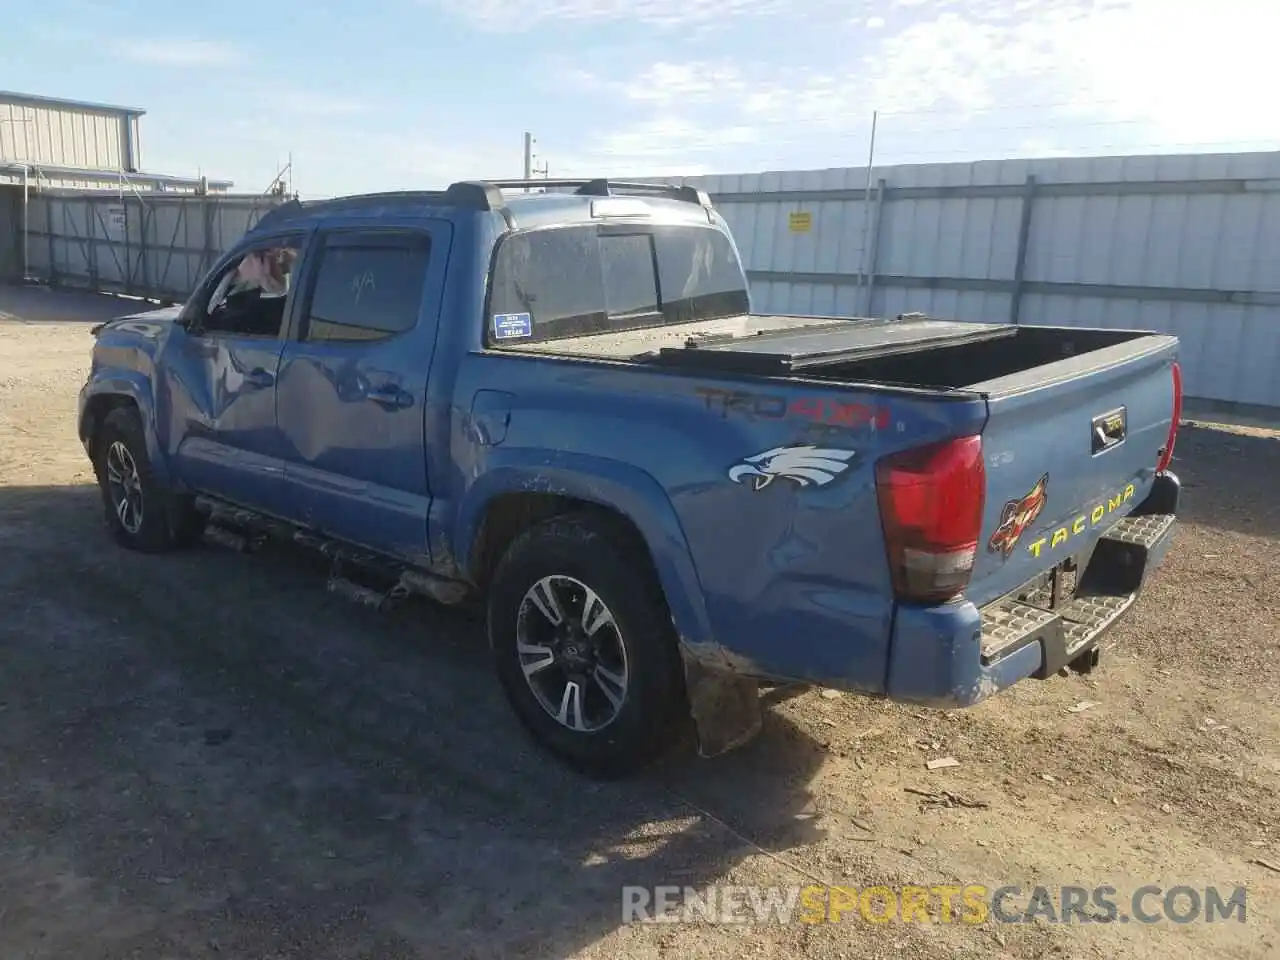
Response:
[628,90,1261,122]
[634,108,1276,139]
[683,117,1168,150]
[587,132,1280,160]
[559,138,1279,182]
[527,90,1280,186]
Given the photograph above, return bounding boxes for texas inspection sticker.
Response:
[492,312,532,340]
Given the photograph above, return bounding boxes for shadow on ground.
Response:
[0,483,827,960]
[0,282,157,324]
[1172,424,1280,541]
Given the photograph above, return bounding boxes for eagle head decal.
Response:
[987,473,1049,558]
[728,445,857,491]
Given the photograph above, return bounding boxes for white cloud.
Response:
[1033,0,1280,144]
[149,0,1280,195]
[624,62,746,104]
[110,38,239,66]
[594,117,759,158]
[554,152,717,179]
[423,0,863,30]
[317,131,517,192]
[147,121,516,200]
[1016,137,1071,158]
[568,0,1280,175]
[547,62,744,104]
[865,15,886,27]
[860,12,1046,115]
[855,0,1280,147]
[522,117,760,179]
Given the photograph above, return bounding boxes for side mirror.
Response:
[177,300,207,334]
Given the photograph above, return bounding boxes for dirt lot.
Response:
[1,286,1278,959]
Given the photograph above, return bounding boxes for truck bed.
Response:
[506,309,1179,614]
[506,313,1161,395]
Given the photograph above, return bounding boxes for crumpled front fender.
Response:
[78,373,169,486]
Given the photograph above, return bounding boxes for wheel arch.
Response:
[456,457,721,663]
[80,376,169,485]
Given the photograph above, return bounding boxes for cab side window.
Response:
[200,236,304,338]
[301,231,432,343]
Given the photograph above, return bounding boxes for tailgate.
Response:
[968,333,1178,606]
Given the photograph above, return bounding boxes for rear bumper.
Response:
[883,472,1179,707]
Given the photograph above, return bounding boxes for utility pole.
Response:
[522,132,534,192]
[856,110,879,315]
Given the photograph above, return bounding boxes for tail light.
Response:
[1156,361,1182,472]
[875,435,986,605]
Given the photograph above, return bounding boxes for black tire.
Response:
[487,513,689,778]
[93,406,204,552]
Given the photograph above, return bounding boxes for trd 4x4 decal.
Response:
[988,473,1049,558]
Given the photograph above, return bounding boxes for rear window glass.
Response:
[600,234,659,319]
[488,224,749,342]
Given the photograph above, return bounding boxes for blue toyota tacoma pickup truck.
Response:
[79,178,1182,775]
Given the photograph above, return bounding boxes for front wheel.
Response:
[93,407,203,552]
[487,513,689,778]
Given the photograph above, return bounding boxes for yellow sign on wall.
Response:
[788,211,812,233]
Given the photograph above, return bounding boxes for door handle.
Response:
[366,384,412,409]
[245,368,275,388]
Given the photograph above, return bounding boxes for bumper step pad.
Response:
[1095,512,1174,548]
[979,513,1174,676]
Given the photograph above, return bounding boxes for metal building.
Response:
[1,89,240,283]
[0,90,232,192]
[658,151,1280,411]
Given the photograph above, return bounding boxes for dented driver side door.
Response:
[158,231,312,521]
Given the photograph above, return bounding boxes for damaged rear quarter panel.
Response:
[447,352,988,692]
[451,449,722,660]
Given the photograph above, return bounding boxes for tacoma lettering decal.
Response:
[1028,483,1137,558]
[988,474,1049,558]
[728,445,857,491]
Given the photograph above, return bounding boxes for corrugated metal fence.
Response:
[671,151,1280,409]
[22,189,282,302]
[14,157,1279,407]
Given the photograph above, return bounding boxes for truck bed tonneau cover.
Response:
[504,313,1017,374]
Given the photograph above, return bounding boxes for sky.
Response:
[4,0,1279,197]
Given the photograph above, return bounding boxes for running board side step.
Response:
[192,495,471,609]
[979,513,1176,678]
[203,523,259,553]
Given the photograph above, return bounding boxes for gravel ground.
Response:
[1,286,1277,959]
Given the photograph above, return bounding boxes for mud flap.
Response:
[680,650,763,758]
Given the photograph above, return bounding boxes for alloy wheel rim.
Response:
[516,575,629,733]
[105,440,144,535]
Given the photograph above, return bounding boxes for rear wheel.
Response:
[93,407,203,552]
[487,513,689,777]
